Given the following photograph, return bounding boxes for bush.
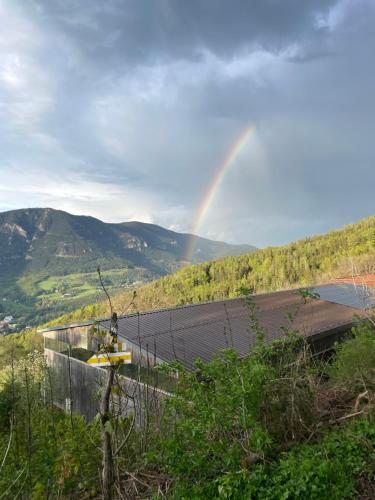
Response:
[171,420,375,499]
[328,316,375,391]
[0,351,101,498]
[147,335,320,491]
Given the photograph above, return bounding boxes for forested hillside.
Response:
[50,215,375,326]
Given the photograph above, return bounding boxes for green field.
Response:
[20,268,147,299]
[0,267,157,330]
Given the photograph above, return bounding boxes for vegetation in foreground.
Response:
[0,308,374,499]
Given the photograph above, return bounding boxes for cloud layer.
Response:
[0,0,374,246]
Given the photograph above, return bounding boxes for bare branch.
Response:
[113,412,136,458]
[97,265,114,317]
[0,417,13,473]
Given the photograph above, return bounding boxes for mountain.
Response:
[0,208,256,329]
[48,214,375,327]
[0,208,255,275]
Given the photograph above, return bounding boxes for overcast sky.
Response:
[0,0,374,247]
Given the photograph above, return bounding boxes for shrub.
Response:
[0,351,101,498]
[328,316,375,392]
[147,334,320,491]
[171,420,375,499]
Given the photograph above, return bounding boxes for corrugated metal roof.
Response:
[313,283,375,310]
[38,319,100,333]
[99,290,362,370]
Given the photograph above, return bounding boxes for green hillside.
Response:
[48,214,375,327]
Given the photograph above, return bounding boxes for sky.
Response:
[0,0,374,248]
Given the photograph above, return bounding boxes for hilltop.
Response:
[0,208,256,329]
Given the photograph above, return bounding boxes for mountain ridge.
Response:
[0,207,256,275]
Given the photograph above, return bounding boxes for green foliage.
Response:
[0,351,101,498]
[150,350,273,481]
[0,266,157,331]
[203,420,375,500]
[1,265,375,499]
[147,334,321,493]
[144,315,375,498]
[328,315,375,391]
[0,320,375,498]
[0,329,42,369]
[134,215,375,311]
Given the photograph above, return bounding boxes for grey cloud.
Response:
[0,0,374,247]
[20,0,336,65]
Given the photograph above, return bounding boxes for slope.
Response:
[50,214,375,326]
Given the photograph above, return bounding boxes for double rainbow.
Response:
[185,126,254,261]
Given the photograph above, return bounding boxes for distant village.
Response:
[0,314,17,334]
[0,299,31,334]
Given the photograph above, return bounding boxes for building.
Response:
[40,281,374,421]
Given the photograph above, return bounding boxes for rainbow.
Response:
[185,125,254,261]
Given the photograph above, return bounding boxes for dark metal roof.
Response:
[313,283,375,310]
[99,290,363,370]
[38,319,99,334]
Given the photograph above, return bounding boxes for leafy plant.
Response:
[328,315,375,392]
[172,420,375,499]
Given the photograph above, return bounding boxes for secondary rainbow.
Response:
[185,125,254,261]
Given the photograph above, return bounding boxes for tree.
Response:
[96,267,136,500]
